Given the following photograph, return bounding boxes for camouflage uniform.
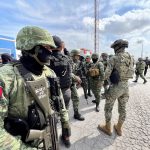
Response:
[89,53,104,112]
[70,49,85,121]
[98,39,134,136]
[144,57,150,76]
[101,53,109,93]
[0,26,70,149]
[133,58,147,83]
[85,55,92,97]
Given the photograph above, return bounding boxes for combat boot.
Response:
[61,135,71,148]
[74,110,85,121]
[95,103,100,112]
[114,120,123,136]
[92,100,96,103]
[143,80,147,84]
[97,122,112,136]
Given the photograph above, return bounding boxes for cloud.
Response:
[0,0,150,59]
[83,9,150,34]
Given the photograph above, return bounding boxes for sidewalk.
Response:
[59,72,150,150]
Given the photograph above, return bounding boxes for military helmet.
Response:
[70,49,80,56]
[91,53,99,59]
[138,57,143,61]
[111,39,128,49]
[52,35,62,48]
[85,55,91,59]
[16,26,56,50]
[101,53,108,57]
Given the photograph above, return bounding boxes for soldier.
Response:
[0,26,71,149]
[85,55,92,97]
[133,57,147,84]
[98,39,134,136]
[77,55,89,102]
[70,49,85,121]
[50,35,72,111]
[144,57,150,76]
[101,53,109,96]
[89,53,104,112]
[1,53,14,64]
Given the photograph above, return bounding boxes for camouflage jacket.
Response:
[89,61,105,81]
[136,61,146,71]
[101,60,109,71]
[0,62,69,149]
[105,52,133,81]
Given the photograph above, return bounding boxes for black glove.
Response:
[4,117,29,142]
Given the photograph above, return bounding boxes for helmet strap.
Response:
[23,46,45,66]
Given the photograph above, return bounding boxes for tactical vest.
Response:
[50,54,72,89]
[7,63,55,118]
[3,63,60,149]
[114,52,134,80]
[88,62,100,77]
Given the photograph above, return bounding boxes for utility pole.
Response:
[137,40,144,58]
[94,0,100,53]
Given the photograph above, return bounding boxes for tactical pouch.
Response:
[28,103,46,130]
[47,77,62,112]
[110,68,120,84]
[89,68,100,77]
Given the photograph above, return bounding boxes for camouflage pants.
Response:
[103,80,109,93]
[136,71,146,81]
[71,84,79,111]
[90,78,102,105]
[61,88,71,110]
[87,77,92,94]
[105,81,129,123]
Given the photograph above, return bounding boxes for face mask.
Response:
[92,58,98,63]
[36,46,52,65]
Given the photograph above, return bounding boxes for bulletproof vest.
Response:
[114,52,134,80]
[7,63,56,118]
[50,53,72,89]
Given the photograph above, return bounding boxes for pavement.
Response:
[59,72,150,150]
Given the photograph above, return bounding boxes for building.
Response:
[0,35,16,59]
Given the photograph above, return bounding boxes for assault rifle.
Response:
[26,78,59,150]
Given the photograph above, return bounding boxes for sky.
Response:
[0,0,150,59]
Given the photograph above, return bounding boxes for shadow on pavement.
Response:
[59,127,117,150]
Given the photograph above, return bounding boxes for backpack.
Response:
[114,52,134,80]
[88,62,100,77]
[50,54,72,89]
